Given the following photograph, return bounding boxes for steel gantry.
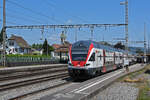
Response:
[6,24,126,29]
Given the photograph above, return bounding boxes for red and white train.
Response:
[68,40,136,79]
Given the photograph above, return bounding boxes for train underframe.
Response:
[68,67,102,79]
[68,64,124,79]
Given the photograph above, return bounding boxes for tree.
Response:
[0,28,7,45]
[49,46,54,52]
[114,42,125,50]
[42,39,49,55]
[42,39,54,55]
[32,43,43,49]
[0,28,3,44]
[136,48,143,54]
[100,41,112,47]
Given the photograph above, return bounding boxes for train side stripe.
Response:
[86,43,94,63]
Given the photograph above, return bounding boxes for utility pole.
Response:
[125,0,129,54]
[75,28,77,42]
[90,27,94,41]
[120,0,129,54]
[144,23,147,63]
[2,0,6,67]
[47,41,49,56]
[120,0,129,53]
[120,0,129,72]
[102,34,104,42]
[148,40,150,54]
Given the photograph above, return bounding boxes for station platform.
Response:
[0,64,68,74]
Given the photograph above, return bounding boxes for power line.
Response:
[6,12,46,24]
[6,21,19,25]
[6,0,64,24]
[0,19,18,25]
[6,14,44,24]
[43,0,89,23]
[6,8,49,24]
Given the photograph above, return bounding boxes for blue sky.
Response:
[0,0,150,47]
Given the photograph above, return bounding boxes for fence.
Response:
[0,56,68,67]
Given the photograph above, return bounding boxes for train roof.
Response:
[72,40,137,55]
[72,40,119,52]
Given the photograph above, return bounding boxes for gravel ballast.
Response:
[0,78,68,100]
[95,82,139,100]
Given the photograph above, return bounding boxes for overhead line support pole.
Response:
[120,0,129,54]
[144,23,147,63]
[125,0,129,55]
[2,0,6,67]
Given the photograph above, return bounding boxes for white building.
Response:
[7,35,31,54]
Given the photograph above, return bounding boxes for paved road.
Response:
[40,64,146,100]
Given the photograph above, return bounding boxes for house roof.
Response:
[52,44,62,49]
[63,41,71,46]
[55,47,69,53]
[52,42,71,53]
[9,35,30,48]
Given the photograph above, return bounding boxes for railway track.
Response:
[0,66,67,81]
[9,80,71,100]
[0,72,69,91]
[0,65,71,100]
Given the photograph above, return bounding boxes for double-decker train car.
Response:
[68,40,136,79]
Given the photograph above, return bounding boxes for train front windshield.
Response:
[71,41,89,61]
[71,51,88,61]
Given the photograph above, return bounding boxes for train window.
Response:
[97,54,102,60]
[72,54,87,61]
[89,53,95,61]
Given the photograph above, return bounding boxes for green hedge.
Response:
[2,54,57,62]
[6,54,51,58]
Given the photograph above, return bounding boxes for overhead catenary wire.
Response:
[6,21,19,25]
[6,8,49,24]
[1,19,22,25]
[6,24,126,29]
[6,0,64,24]
[43,0,89,23]
[6,14,44,24]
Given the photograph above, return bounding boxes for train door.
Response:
[98,50,103,67]
[95,50,99,67]
[102,50,106,72]
[89,52,96,67]
[114,52,116,65]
